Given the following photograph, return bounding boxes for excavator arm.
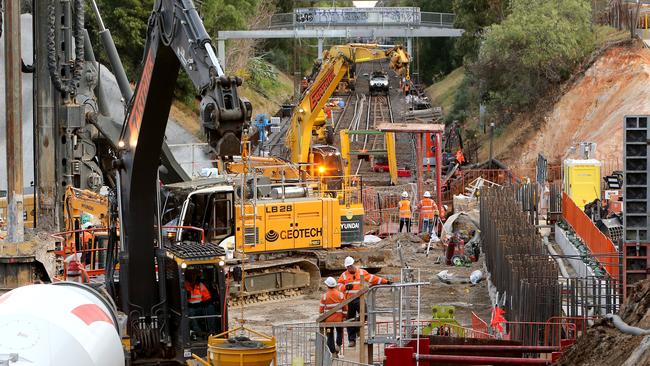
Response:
[285,44,409,164]
[115,0,249,355]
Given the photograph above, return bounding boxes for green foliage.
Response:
[453,0,510,62]
[445,75,474,124]
[86,0,154,81]
[245,55,282,99]
[473,0,595,116]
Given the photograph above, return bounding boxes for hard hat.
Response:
[401,191,408,198]
[443,205,449,211]
[324,277,337,288]
[81,222,94,230]
[344,256,355,267]
[424,191,431,198]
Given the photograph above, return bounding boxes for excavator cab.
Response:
[162,244,228,360]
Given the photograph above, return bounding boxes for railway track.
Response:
[355,93,393,175]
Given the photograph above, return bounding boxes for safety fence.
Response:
[561,192,619,278]
[362,184,418,234]
[273,322,320,366]
[442,169,517,204]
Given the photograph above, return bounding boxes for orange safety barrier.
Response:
[471,311,490,339]
[561,192,619,279]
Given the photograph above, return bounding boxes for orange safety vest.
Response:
[185,281,212,304]
[319,288,347,322]
[456,150,465,164]
[420,198,439,219]
[337,267,388,299]
[399,199,411,219]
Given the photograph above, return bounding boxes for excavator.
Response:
[286,43,410,162]
[90,0,244,362]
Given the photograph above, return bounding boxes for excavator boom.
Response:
[285,44,409,164]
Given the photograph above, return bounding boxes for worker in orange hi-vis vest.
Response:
[320,277,347,357]
[338,256,391,347]
[184,270,216,334]
[398,191,412,233]
[418,191,438,234]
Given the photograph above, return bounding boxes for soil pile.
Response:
[558,279,650,365]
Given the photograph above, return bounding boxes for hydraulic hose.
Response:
[606,314,650,336]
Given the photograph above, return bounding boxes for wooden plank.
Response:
[376,122,445,133]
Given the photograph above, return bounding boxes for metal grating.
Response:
[623,115,650,296]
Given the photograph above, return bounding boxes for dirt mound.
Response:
[558,279,650,365]
[494,40,650,173]
[370,233,425,267]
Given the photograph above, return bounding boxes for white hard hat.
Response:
[443,205,449,211]
[344,256,355,267]
[324,277,337,288]
[424,191,431,198]
[401,191,408,198]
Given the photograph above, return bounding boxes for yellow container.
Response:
[198,326,276,366]
[563,159,602,210]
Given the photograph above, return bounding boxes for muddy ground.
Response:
[558,279,650,365]
[228,233,492,335]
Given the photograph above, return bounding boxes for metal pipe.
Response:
[415,354,551,365]
[90,0,132,100]
[83,29,111,116]
[435,132,442,207]
[606,314,650,336]
[428,345,559,352]
[34,0,58,230]
[4,0,25,242]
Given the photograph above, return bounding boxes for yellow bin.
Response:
[195,326,276,366]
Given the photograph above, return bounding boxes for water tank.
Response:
[0,283,124,365]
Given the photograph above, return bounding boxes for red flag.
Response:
[491,306,506,333]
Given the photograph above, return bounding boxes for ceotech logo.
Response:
[265,228,323,243]
[265,230,280,242]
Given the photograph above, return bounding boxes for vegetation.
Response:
[473,0,594,117]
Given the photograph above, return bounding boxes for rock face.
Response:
[558,279,650,366]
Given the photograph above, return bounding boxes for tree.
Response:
[453,0,510,62]
[86,0,154,81]
[473,0,594,116]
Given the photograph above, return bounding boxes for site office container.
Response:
[563,159,602,210]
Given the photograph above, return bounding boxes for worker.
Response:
[418,191,437,234]
[320,277,346,357]
[455,149,466,165]
[301,77,309,92]
[398,191,412,233]
[325,106,333,124]
[338,256,391,347]
[185,270,216,335]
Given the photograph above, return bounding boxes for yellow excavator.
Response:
[287,43,409,163]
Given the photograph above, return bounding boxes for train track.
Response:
[355,93,393,175]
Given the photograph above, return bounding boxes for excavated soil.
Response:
[493,41,650,173]
[558,279,650,365]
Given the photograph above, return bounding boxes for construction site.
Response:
[0,1,649,365]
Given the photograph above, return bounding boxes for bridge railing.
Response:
[259,11,455,30]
